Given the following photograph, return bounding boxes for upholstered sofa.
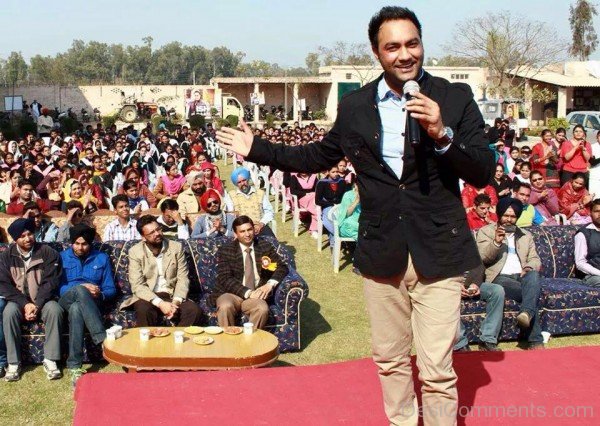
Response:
[0,236,309,364]
[462,225,600,342]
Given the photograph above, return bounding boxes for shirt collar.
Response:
[239,242,255,253]
[377,69,425,102]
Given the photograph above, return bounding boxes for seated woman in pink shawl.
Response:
[152,162,187,201]
[289,172,319,238]
[529,170,559,225]
[557,172,593,225]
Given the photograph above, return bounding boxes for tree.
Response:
[29,55,55,84]
[569,0,598,60]
[425,55,484,67]
[305,52,320,75]
[306,41,377,84]
[209,47,245,78]
[4,51,28,85]
[445,11,567,99]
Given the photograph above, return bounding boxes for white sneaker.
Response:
[42,359,62,380]
[4,364,21,382]
[310,231,319,240]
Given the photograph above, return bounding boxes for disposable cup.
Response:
[140,328,150,341]
[541,331,551,344]
[243,322,254,335]
[174,331,185,344]
[106,329,116,340]
[113,325,123,338]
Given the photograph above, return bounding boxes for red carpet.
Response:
[74,346,600,425]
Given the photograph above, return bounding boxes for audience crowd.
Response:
[0,115,600,383]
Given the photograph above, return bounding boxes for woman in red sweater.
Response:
[560,124,591,186]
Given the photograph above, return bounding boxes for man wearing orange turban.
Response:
[191,189,235,238]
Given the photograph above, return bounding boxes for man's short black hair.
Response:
[123,179,138,192]
[23,201,39,212]
[368,6,422,48]
[513,181,531,192]
[136,214,158,236]
[592,199,600,208]
[474,194,492,206]
[232,215,254,232]
[111,194,129,209]
[160,199,179,212]
[18,179,33,188]
[66,200,84,210]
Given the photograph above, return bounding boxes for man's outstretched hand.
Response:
[216,118,254,157]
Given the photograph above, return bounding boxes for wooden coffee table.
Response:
[103,327,279,372]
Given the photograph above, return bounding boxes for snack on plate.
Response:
[223,326,243,335]
[184,326,204,335]
[150,327,170,337]
[193,336,214,345]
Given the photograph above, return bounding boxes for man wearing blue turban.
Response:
[227,167,275,237]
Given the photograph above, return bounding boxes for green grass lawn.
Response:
[1,161,600,424]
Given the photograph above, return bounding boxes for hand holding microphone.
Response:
[403,80,446,145]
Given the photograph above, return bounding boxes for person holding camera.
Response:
[476,197,544,349]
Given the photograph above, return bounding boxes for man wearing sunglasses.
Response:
[191,189,235,238]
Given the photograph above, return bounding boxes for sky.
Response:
[1,0,598,66]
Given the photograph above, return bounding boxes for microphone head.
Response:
[403,80,420,96]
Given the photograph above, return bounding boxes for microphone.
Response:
[403,80,420,146]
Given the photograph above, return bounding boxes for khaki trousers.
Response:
[363,255,462,426]
[216,293,269,329]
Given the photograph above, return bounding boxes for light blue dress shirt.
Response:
[376,74,450,180]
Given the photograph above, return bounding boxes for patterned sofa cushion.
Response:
[541,278,600,309]
[531,225,579,279]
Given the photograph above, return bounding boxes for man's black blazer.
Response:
[211,238,289,306]
[246,72,495,279]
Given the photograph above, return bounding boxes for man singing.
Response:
[217,6,494,425]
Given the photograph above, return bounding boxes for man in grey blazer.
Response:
[121,215,201,326]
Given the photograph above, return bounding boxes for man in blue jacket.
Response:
[59,224,116,386]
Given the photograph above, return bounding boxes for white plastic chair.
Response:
[330,205,357,273]
[280,184,291,223]
[316,205,325,251]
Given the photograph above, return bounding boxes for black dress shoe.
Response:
[527,342,545,350]
[478,342,501,351]
[454,345,471,352]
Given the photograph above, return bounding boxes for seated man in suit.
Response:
[212,215,288,330]
[121,215,201,327]
[0,218,63,381]
[59,224,116,386]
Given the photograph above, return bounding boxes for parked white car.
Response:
[566,111,600,141]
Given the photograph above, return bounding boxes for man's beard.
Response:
[241,185,251,194]
[193,186,206,196]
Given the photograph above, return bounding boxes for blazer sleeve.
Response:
[215,244,247,299]
[435,85,495,188]
[128,245,158,302]
[35,247,62,308]
[173,246,190,300]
